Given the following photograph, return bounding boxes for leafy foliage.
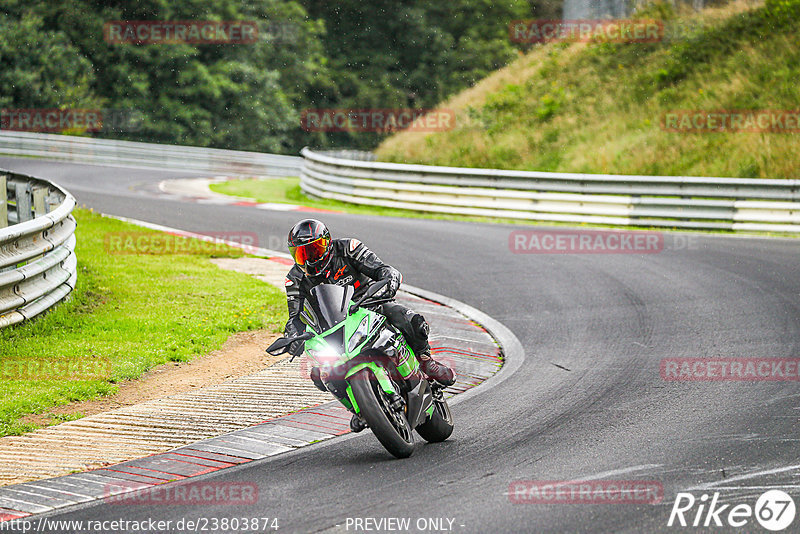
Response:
[0,0,563,152]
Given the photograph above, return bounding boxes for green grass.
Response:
[377,0,800,179]
[0,209,286,437]
[215,177,301,205]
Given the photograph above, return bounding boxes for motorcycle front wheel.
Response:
[349,369,415,458]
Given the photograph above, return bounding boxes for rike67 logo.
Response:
[668,490,796,531]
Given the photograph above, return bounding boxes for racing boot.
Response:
[418,349,456,386]
[350,414,368,433]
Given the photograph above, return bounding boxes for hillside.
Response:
[376,0,800,179]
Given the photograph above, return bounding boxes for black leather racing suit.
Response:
[284,238,431,360]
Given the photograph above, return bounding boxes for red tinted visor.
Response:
[289,236,330,267]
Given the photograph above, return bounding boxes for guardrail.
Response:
[0,131,303,177]
[0,169,77,329]
[300,148,800,233]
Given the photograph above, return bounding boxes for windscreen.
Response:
[309,284,354,331]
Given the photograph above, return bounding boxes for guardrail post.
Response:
[0,175,7,228]
[46,191,61,213]
[33,186,48,216]
[15,182,32,222]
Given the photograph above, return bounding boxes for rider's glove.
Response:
[382,268,402,299]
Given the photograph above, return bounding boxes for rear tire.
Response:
[349,369,415,458]
[416,392,454,443]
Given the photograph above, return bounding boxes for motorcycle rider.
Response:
[282,219,456,432]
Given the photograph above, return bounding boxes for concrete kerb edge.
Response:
[401,284,525,406]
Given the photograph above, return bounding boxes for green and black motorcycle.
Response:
[267,279,454,458]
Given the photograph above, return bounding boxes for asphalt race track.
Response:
[3,157,799,533]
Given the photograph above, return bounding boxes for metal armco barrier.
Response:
[300,148,800,232]
[0,131,302,177]
[0,169,77,329]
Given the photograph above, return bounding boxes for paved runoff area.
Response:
[0,278,502,521]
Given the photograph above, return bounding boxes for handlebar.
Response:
[359,296,394,308]
[266,331,313,357]
[349,279,390,314]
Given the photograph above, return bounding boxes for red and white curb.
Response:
[157,177,340,213]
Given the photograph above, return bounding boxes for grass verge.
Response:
[0,209,286,437]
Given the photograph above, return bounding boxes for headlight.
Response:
[307,346,340,365]
[348,316,370,352]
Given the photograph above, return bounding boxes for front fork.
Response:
[341,361,399,415]
[326,351,436,427]
[341,362,435,428]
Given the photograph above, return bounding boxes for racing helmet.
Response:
[288,219,332,276]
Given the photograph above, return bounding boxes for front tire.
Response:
[349,369,415,458]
